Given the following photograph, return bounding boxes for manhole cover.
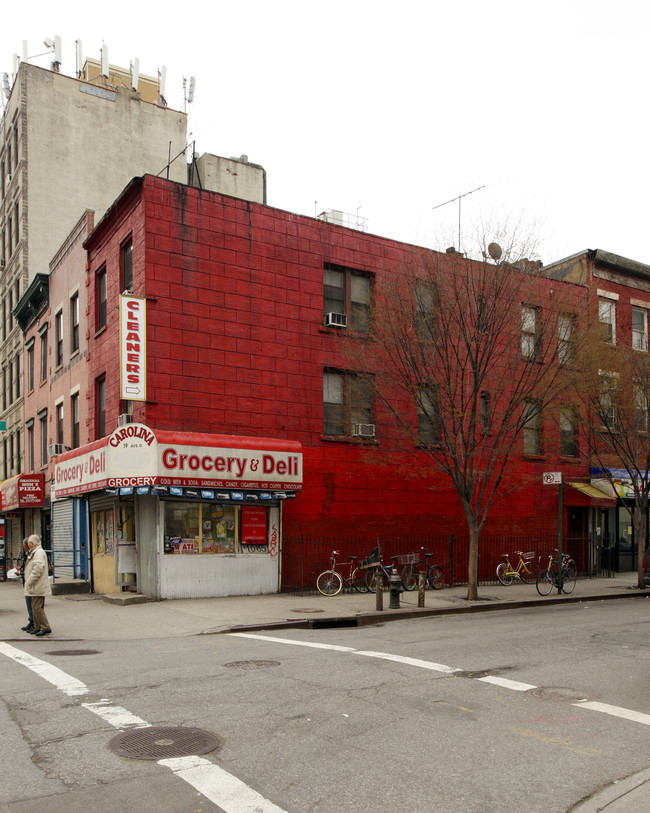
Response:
[46,649,101,656]
[291,608,324,613]
[225,660,281,669]
[109,727,219,760]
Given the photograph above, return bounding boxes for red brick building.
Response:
[34,174,615,596]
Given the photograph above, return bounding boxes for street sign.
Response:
[542,472,562,485]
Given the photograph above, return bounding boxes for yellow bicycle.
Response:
[496,550,539,585]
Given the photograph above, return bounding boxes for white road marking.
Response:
[228,632,650,727]
[357,650,460,674]
[160,755,287,813]
[82,700,149,729]
[573,700,650,726]
[230,632,355,652]
[0,643,288,813]
[0,642,88,696]
[478,676,537,691]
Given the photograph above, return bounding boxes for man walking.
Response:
[24,534,52,637]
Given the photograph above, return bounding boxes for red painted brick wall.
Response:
[85,175,593,541]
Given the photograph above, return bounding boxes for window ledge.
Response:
[559,456,581,463]
[94,326,107,338]
[320,433,378,445]
[523,454,546,461]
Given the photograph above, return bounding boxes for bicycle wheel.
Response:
[316,570,343,596]
[561,567,576,594]
[536,568,554,596]
[401,564,418,591]
[520,560,539,584]
[496,562,514,586]
[428,565,444,590]
[365,568,378,592]
[566,559,577,580]
[351,567,368,593]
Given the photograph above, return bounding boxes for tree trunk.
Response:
[467,522,480,600]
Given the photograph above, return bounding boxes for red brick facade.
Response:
[83,175,596,541]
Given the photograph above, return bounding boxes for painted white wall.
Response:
[160,554,279,599]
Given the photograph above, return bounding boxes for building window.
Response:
[55,310,63,368]
[480,391,491,434]
[2,438,6,480]
[632,306,648,352]
[27,342,34,391]
[40,327,48,382]
[598,297,616,344]
[521,305,540,360]
[415,280,437,339]
[560,407,578,457]
[417,387,441,446]
[96,266,107,331]
[8,360,13,404]
[323,370,374,436]
[523,399,543,456]
[13,202,19,247]
[163,502,242,554]
[96,376,106,438]
[598,372,618,429]
[7,216,12,257]
[16,429,20,475]
[39,411,48,467]
[9,432,15,474]
[1,367,5,411]
[27,423,34,471]
[56,402,64,445]
[8,288,13,332]
[2,299,5,341]
[14,352,19,398]
[634,384,648,434]
[71,393,80,448]
[557,313,576,365]
[121,237,133,292]
[323,264,372,332]
[70,292,80,353]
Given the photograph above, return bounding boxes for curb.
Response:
[218,589,650,635]
[569,766,650,812]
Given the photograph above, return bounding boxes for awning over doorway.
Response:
[568,481,616,505]
[1,473,45,511]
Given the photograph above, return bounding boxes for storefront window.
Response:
[92,509,115,555]
[164,502,241,554]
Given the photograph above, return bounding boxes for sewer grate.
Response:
[225,660,281,669]
[529,687,590,703]
[109,726,220,760]
[46,649,101,656]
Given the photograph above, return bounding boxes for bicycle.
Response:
[398,548,445,590]
[536,554,576,595]
[364,553,400,592]
[496,550,539,585]
[316,550,372,596]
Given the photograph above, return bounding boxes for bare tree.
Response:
[572,319,650,589]
[346,238,580,600]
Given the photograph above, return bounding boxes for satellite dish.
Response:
[488,242,503,261]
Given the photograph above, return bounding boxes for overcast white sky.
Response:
[2,1,648,265]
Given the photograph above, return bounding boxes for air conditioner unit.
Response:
[324,312,347,328]
[117,413,133,427]
[352,423,376,438]
[5,173,11,187]
[48,443,65,457]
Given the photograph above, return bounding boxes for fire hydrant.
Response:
[389,568,402,609]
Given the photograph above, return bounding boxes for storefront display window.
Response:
[92,509,114,555]
[164,502,244,554]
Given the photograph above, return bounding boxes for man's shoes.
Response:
[34,629,52,637]
[27,628,38,634]
[21,624,34,632]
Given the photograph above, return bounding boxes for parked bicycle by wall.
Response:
[536,553,576,595]
[316,550,376,596]
[496,550,538,585]
[398,548,445,590]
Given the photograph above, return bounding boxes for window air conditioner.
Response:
[48,443,65,457]
[324,312,347,328]
[5,173,11,187]
[117,413,133,427]
[352,423,376,438]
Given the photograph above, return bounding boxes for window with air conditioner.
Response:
[323,264,372,332]
[323,370,374,438]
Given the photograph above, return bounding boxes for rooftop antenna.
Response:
[182,75,196,112]
[100,43,109,79]
[130,58,140,91]
[44,35,62,72]
[158,65,167,106]
[22,41,28,63]
[2,73,11,101]
[432,184,486,252]
[13,54,20,76]
[75,39,83,78]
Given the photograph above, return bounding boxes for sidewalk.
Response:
[0,571,646,642]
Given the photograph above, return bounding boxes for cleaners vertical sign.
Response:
[119,295,147,401]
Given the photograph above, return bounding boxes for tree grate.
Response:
[109,726,220,760]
